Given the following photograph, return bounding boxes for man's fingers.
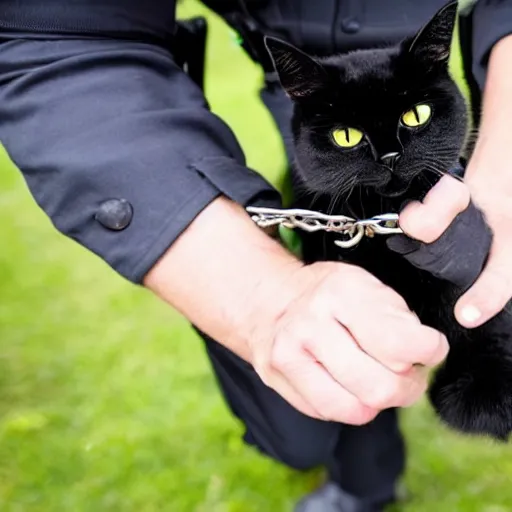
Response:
[291,358,380,425]
[400,174,470,243]
[309,320,429,409]
[269,333,379,424]
[334,299,449,372]
[455,250,512,327]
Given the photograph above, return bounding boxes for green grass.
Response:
[1,1,512,510]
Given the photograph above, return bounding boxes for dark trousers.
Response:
[201,333,405,503]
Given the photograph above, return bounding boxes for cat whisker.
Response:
[422,166,446,178]
[343,179,358,207]
[327,175,359,214]
[419,159,465,183]
[422,166,455,184]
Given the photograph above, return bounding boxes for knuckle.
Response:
[345,405,380,426]
[322,399,378,425]
[327,270,355,295]
[420,217,445,243]
[388,296,412,316]
[270,330,300,371]
[422,331,448,366]
[408,325,442,364]
[315,397,343,420]
[388,360,412,374]
[399,204,420,231]
[336,263,373,287]
[401,211,440,244]
[272,329,288,355]
[378,336,413,373]
[276,320,304,345]
[308,293,330,317]
[369,282,409,313]
[437,334,450,362]
[365,378,402,409]
[399,201,420,224]
[454,183,471,210]
[403,183,471,243]
[269,340,294,371]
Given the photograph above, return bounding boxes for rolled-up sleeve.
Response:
[0,37,280,283]
[471,0,512,89]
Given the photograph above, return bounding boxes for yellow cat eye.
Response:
[401,104,432,128]
[332,127,364,148]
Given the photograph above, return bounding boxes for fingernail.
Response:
[461,305,482,324]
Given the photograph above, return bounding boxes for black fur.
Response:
[266,1,512,440]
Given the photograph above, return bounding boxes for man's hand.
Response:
[389,175,492,292]
[247,261,448,424]
[145,197,448,425]
[398,174,470,245]
[455,171,512,328]
[452,34,512,328]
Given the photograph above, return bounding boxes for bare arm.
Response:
[144,196,448,423]
[455,35,512,326]
[145,197,303,362]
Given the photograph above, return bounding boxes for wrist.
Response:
[144,196,304,362]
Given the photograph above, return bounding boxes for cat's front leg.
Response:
[387,200,492,292]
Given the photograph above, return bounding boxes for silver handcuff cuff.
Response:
[246,206,403,248]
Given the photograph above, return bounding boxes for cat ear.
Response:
[264,36,327,100]
[408,1,458,64]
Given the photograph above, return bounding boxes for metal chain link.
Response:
[246,206,403,248]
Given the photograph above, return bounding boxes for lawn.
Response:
[1,1,512,511]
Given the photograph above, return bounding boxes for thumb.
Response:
[455,251,512,327]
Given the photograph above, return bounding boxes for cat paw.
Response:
[387,200,492,291]
[429,334,512,441]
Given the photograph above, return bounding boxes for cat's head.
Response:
[265,1,467,200]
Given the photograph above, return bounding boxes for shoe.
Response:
[294,482,393,512]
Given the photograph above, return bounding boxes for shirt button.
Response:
[341,17,361,34]
[95,198,133,231]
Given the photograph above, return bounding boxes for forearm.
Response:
[144,197,304,362]
[454,33,512,327]
[466,34,512,191]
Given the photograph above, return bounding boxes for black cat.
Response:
[265,1,512,440]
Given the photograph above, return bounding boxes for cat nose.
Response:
[379,152,401,169]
